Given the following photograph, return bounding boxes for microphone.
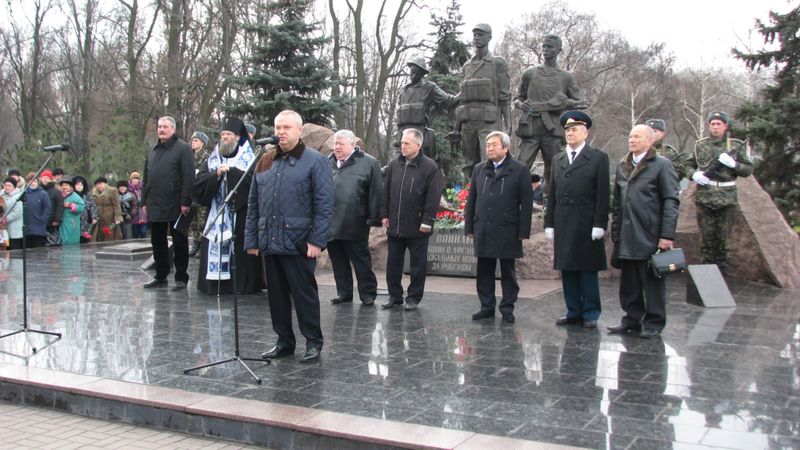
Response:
[41,144,70,152]
[254,136,279,146]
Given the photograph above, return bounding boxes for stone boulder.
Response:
[676,177,800,288]
[300,124,367,157]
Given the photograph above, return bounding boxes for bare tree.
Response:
[333,0,426,152]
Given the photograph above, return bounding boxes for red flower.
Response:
[102,226,111,236]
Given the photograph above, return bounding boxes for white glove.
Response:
[718,153,736,168]
[545,228,554,240]
[692,171,710,186]
[591,227,605,241]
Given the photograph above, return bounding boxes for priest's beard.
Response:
[219,139,237,157]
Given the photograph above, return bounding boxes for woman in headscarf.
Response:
[72,175,98,243]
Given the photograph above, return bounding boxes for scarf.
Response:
[204,141,255,280]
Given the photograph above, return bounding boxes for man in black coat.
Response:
[381,128,444,310]
[545,111,609,329]
[141,116,195,290]
[465,131,533,323]
[609,124,679,339]
[327,129,382,306]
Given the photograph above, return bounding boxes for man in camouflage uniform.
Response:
[646,119,688,180]
[189,131,210,257]
[454,23,511,180]
[514,35,586,194]
[686,111,752,267]
[394,57,458,162]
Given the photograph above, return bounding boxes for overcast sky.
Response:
[454,0,795,69]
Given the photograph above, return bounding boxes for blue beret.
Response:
[645,119,667,131]
[707,111,729,124]
[559,110,592,129]
[191,131,209,145]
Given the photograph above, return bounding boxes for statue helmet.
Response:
[407,57,429,74]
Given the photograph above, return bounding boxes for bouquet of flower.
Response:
[101,223,118,236]
[434,210,465,230]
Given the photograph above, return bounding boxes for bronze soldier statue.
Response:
[514,35,586,193]
[453,23,511,180]
[394,57,457,162]
[645,119,688,180]
[686,111,753,268]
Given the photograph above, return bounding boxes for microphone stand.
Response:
[0,152,63,354]
[184,144,268,384]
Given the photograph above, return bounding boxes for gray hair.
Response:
[333,129,358,145]
[275,110,303,127]
[486,131,510,148]
[158,116,177,129]
[634,124,655,140]
[402,128,423,146]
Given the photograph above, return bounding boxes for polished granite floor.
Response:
[0,245,798,450]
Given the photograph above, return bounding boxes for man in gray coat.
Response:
[465,131,533,323]
[609,125,679,338]
[544,111,609,329]
[142,116,195,290]
[327,130,382,306]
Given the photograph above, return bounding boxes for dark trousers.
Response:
[561,270,601,321]
[264,254,323,350]
[132,223,148,239]
[386,235,429,304]
[618,259,666,330]
[476,257,518,314]
[8,238,23,250]
[328,239,378,301]
[150,221,189,283]
[25,235,48,248]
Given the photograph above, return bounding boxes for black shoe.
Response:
[583,320,597,329]
[143,279,167,289]
[170,281,187,291]
[188,243,201,258]
[502,312,515,324]
[360,297,375,306]
[607,323,641,334]
[381,298,404,309]
[403,302,418,311]
[472,310,495,321]
[299,347,321,363]
[555,316,583,326]
[261,345,295,359]
[330,296,353,305]
[640,328,661,339]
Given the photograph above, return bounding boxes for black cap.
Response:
[222,116,249,146]
[645,119,667,132]
[94,176,108,185]
[3,177,16,186]
[559,110,592,129]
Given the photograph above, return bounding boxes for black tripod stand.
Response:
[0,153,63,355]
[184,147,267,384]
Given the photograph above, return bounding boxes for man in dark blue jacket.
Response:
[380,128,443,310]
[245,110,334,363]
